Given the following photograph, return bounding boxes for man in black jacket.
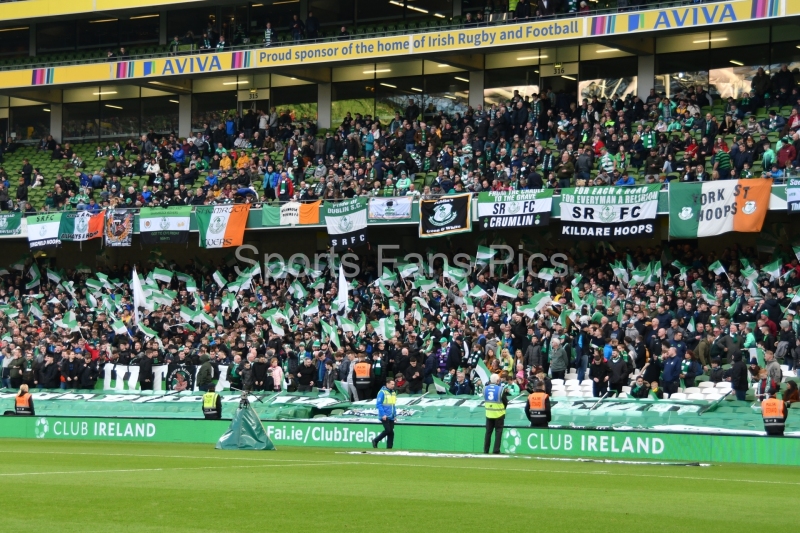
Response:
[138,350,155,391]
[296,355,316,392]
[728,352,749,401]
[37,355,60,389]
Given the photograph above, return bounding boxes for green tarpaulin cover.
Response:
[215,404,275,451]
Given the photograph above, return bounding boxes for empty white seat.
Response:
[583,391,596,398]
[621,386,632,394]
[551,384,566,390]
[581,380,594,386]
[683,387,701,394]
[617,392,629,398]
[566,384,581,391]
[715,382,732,389]
[705,394,723,401]
[551,379,564,386]
[780,365,789,373]
[698,382,716,389]
[702,388,718,394]
[687,393,705,400]
[552,390,567,397]
[670,393,688,400]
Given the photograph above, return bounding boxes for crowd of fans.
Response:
[0,66,799,213]
[0,240,799,406]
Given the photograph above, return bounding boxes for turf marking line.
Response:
[0,463,323,477]
[0,449,797,486]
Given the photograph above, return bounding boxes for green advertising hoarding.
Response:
[1,417,796,466]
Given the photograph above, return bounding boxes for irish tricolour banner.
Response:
[140,206,191,244]
[195,205,250,248]
[324,197,368,251]
[559,185,660,239]
[477,190,552,230]
[59,211,104,242]
[27,213,62,249]
[668,180,772,239]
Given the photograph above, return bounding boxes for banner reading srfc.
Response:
[477,190,552,230]
[559,185,660,239]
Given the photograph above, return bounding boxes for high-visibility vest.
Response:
[761,397,786,432]
[202,392,219,416]
[354,362,371,385]
[484,384,506,419]
[15,393,32,415]
[528,392,548,423]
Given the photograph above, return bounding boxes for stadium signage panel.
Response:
[477,190,553,230]
[559,185,660,239]
[786,178,800,215]
[0,0,780,90]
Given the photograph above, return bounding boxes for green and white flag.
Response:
[509,269,525,288]
[302,299,320,316]
[27,213,62,250]
[469,285,488,299]
[538,268,555,281]
[0,212,22,236]
[55,311,80,332]
[474,359,491,388]
[289,280,308,299]
[46,268,62,285]
[28,302,44,319]
[212,270,227,288]
[709,261,726,276]
[26,264,41,290]
[496,283,518,299]
[321,320,341,349]
[152,268,173,283]
[741,265,759,282]
[397,262,418,278]
[571,273,583,288]
[686,316,695,333]
[763,259,782,280]
[112,319,129,335]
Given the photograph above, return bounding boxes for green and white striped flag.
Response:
[26,264,41,290]
[152,268,173,283]
[302,299,320,316]
[709,261,725,276]
[496,283,518,299]
[686,316,695,333]
[28,302,44,319]
[741,265,758,282]
[46,269,62,284]
[509,269,526,288]
[112,319,129,335]
[397,262,419,278]
[476,245,497,261]
[571,273,583,288]
[469,285,488,299]
[289,280,308,299]
[538,268,555,281]
[763,259,782,280]
[212,270,227,288]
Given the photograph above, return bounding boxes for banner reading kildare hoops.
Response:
[668,180,772,238]
[139,206,191,244]
[787,178,800,215]
[559,185,660,239]
[477,190,552,230]
[324,197,368,251]
[419,193,472,238]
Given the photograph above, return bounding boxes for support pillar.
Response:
[29,24,36,57]
[453,0,462,16]
[159,11,168,45]
[49,103,62,141]
[637,55,654,100]
[317,83,331,129]
[469,70,484,110]
[179,94,192,138]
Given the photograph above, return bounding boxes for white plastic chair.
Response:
[552,390,567,397]
[670,392,688,400]
[715,382,732,389]
[687,393,705,400]
[621,386,632,394]
[551,379,565,386]
[683,387,701,394]
[581,380,594,386]
[702,387,718,395]
[698,382,716,389]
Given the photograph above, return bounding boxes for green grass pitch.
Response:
[0,439,797,533]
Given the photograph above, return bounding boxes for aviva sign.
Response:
[0,0,789,90]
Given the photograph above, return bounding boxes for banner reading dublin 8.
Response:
[324,197,368,251]
[27,213,62,249]
[476,190,552,230]
[419,194,472,238]
[668,180,772,238]
[559,185,660,239]
[787,178,800,215]
[195,204,251,248]
[139,206,192,244]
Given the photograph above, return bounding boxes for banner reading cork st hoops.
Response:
[419,194,472,238]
